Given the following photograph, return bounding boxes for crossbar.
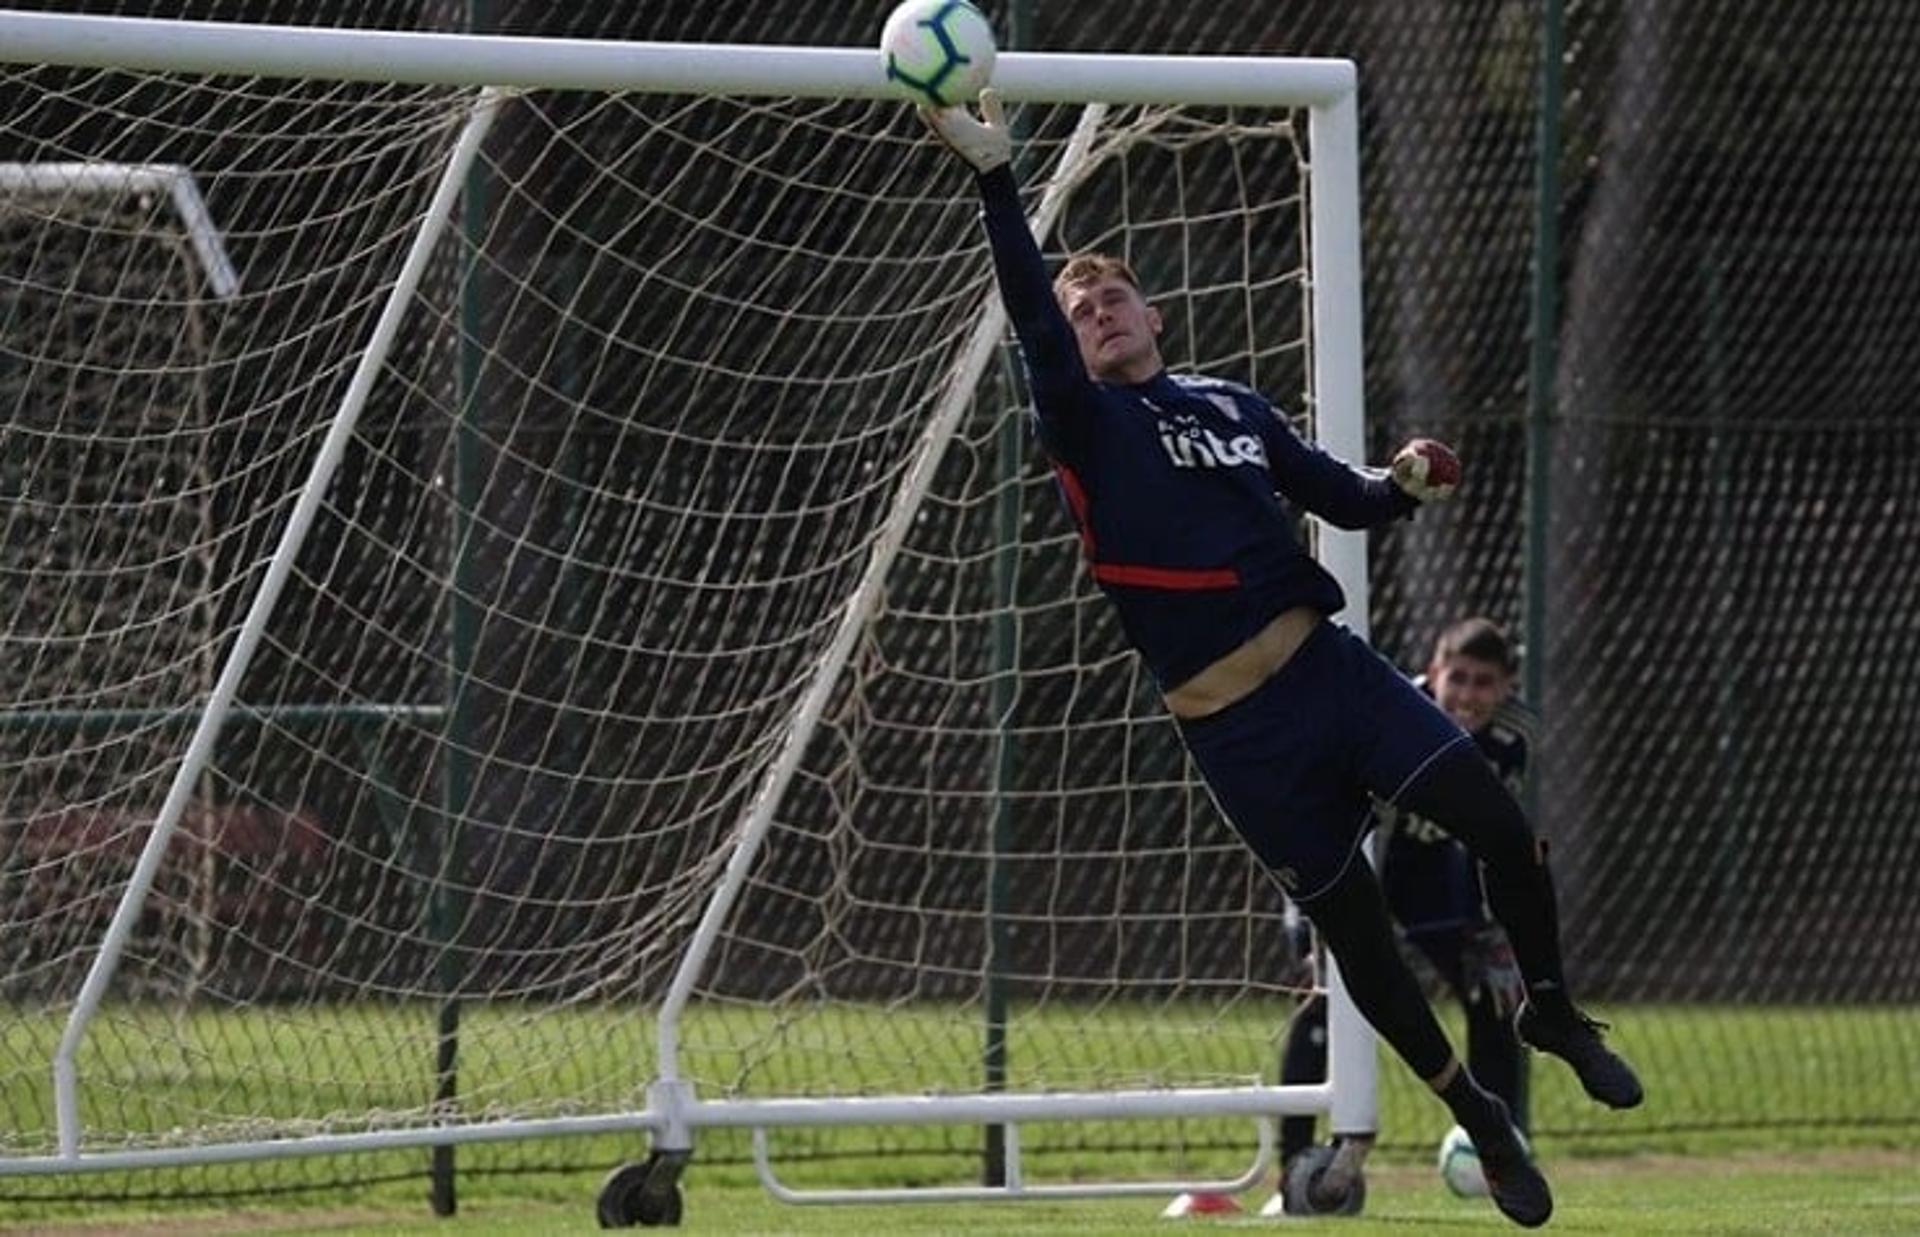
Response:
[0,9,1354,106]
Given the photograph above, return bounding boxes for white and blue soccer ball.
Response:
[1437,1123,1531,1198]
[880,0,998,108]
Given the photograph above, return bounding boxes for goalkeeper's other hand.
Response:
[1391,437,1461,502]
[920,88,1010,173]
[1462,921,1525,1018]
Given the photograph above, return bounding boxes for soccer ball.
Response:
[1437,1123,1530,1198]
[1437,1125,1487,1197]
[879,0,998,108]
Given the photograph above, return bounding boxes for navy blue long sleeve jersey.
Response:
[976,165,1416,690]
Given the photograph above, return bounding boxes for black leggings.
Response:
[1393,739,1566,995]
[1300,857,1455,1079]
[1298,741,1565,1082]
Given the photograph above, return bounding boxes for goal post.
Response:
[0,7,1379,1206]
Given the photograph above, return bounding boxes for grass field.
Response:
[3,1001,1916,1232]
[8,1150,1918,1234]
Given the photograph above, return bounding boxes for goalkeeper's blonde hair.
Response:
[1052,252,1143,304]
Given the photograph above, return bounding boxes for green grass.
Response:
[1,1000,1916,1231]
[9,1151,1919,1234]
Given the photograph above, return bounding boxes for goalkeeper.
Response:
[923,93,1640,1230]
[1279,617,1536,1173]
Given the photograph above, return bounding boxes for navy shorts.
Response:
[1175,621,1472,902]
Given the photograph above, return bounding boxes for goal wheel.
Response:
[1281,1143,1367,1216]
[597,1150,689,1228]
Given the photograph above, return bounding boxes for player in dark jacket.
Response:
[924,92,1640,1229]
[1280,618,1535,1173]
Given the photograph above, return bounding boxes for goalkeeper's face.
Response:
[1430,652,1513,734]
[1061,276,1164,383]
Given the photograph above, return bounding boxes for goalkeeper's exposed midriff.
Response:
[1163,604,1321,719]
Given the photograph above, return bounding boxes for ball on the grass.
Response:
[1438,1124,1487,1197]
[1437,1123,1531,1198]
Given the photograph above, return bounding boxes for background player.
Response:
[1279,616,1534,1178]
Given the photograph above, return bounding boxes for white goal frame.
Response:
[0,162,240,298]
[0,8,1379,1201]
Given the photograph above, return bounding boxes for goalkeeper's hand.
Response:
[1461,921,1525,1018]
[1391,437,1461,502]
[920,88,1011,173]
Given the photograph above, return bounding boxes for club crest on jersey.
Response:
[1160,425,1266,470]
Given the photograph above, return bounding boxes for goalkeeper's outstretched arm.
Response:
[921,92,1093,454]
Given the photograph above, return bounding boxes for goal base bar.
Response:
[0,1082,1332,1176]
[752,1119,1271,1205]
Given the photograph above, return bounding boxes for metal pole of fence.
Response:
[983,0,1038,1189]
[1519,0,1567,1135]
[431,4,499,1210]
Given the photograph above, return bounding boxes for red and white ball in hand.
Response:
[1391,438,1461,501]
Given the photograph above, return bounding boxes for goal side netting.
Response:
[0,14,1373,1190]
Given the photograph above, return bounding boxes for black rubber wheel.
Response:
[596,1159,685,1228]
[1281,1143,1368,1216]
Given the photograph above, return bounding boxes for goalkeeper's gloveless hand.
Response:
[1391,437,1461,502]
[920,88,1011,173]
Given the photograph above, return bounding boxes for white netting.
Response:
[1,62,1324,1163]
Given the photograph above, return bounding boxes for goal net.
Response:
[0,14,1372,1195]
